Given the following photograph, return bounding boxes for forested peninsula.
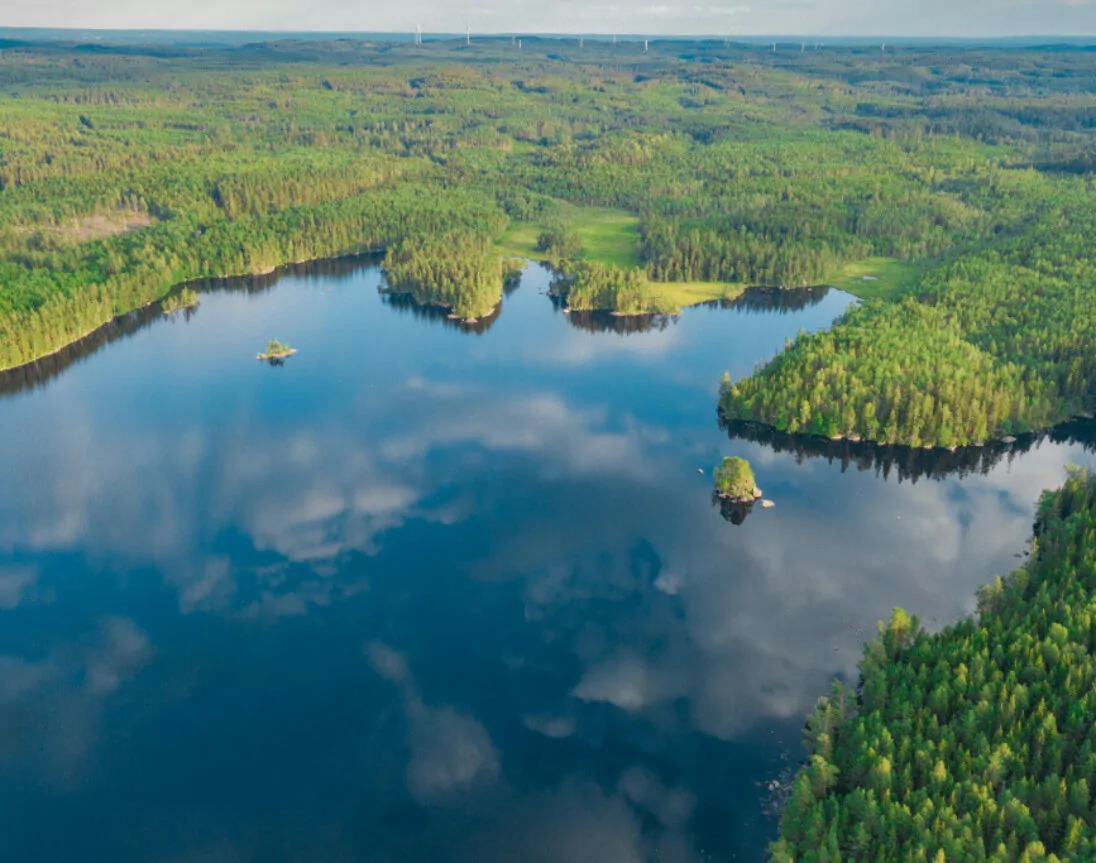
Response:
[773,470,1096,862]
[719,202,1096,448]
[1,37,1095,446]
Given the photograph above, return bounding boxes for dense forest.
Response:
[382,233,520,319]
[720,178,1096,448]
[0,36,1095,446]
[773,469,1096,862]
[551,260,671,315]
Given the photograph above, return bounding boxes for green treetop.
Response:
[714,457,759,501]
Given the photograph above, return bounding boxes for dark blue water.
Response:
[1,261,1093,863]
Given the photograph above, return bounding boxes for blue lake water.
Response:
[1,261,1093,863]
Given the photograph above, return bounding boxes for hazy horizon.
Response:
[3,27,1095,41]
[3,1,1096,40]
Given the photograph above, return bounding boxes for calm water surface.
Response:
[1,262,1093,863]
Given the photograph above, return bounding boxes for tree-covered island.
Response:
[714,457,762,503]
[257,339,296,362]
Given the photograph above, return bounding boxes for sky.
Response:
[2,0,1096,38]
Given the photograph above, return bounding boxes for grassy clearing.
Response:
[15,210,153,243]
[826,257,918,300]
[566,205,642,268]
[494,222,543,260]
[497,203,733,309]
[500,217,914,310]
[496,202,641,268]
[648,281,745,310]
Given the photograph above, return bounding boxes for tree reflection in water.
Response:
[379,291,502,335]
[0,255,382,398]
[720,416,1096,485]
[714,492,756,526]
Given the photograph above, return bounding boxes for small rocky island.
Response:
[257,339,297,364]
[713,456,763,503]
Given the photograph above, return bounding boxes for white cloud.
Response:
[0,654,57,704]
[457,778,649,863]
[523,713,577,738]
[406,704,500,802]
[479,431,1095,741]
[366,642,500,803]
[364,640,410,682]
[4,0,1096,36]
[84,617,155,695]
[617,766,696,830]
[179,556,235,613]
[0,565,37,610]
[0,617,154,783]
[574,653,687,711]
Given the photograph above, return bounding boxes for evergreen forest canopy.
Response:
[773,469,1096,862]
[0,35,1094,447]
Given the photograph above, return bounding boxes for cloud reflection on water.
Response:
[2,350,1091,745]
[0,261,1093,862]
[0,617,153,785]
[367,641,501,804]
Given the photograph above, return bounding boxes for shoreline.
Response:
[721,413,1096,457]
[570,283,825,320]
[716,489,764,504]
[0,250,384,376]
[3,251,1091,460]
[257,349,297,361]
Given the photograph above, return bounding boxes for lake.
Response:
[1,260,1093,863]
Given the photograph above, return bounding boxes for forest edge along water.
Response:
[4,252,1095,458]
[5,34,1096,863]
[1,255,1094,863]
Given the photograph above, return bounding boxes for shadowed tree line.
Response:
[721,417,1096,486]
